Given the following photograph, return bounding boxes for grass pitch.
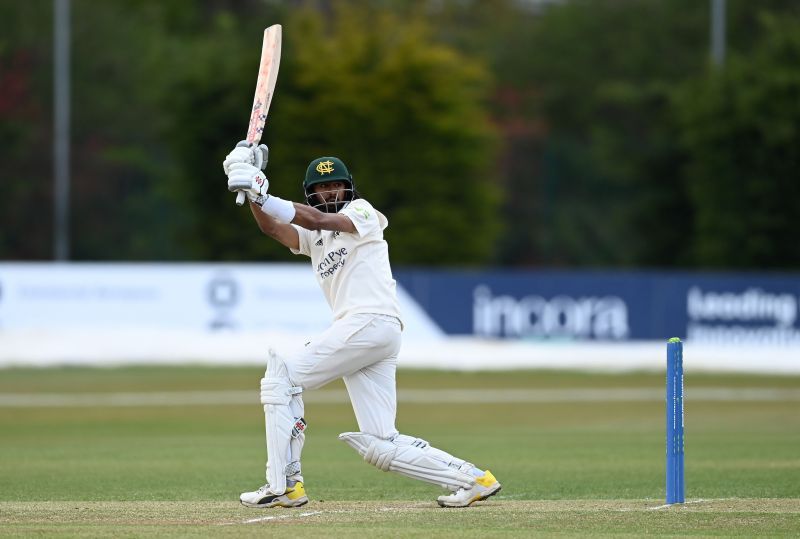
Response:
[0,367,798,537]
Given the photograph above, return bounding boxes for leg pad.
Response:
[339,431,475,491]
[261,351,303,495]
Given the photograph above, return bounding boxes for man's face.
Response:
[312,181,348,210]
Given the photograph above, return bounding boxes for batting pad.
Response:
[260,351,303,495]
[339,432,476,491]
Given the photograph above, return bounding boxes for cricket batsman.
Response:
[222,144,501,508]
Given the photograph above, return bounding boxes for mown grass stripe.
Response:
[0,387,798,407]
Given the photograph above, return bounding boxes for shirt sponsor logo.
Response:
[317,247,348,280]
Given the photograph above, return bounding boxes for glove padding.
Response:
[222,141,269,175]
[227,162,269,203]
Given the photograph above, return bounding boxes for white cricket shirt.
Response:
[291,198,402,325]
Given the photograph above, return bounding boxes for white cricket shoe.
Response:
[239,480,308,508]
[437,470,501,508]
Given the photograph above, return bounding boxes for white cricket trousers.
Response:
[284,313,402,439]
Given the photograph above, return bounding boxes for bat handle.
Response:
[233,140,254,206]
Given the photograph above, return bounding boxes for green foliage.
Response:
[66,1,183,260]
[273,4,499,264]
[0,0,54,259]
[2,1,800,268]
[161,3,499,264]
[675,15,800,268]
[1,1,498,264]
[483,0,707,266]
[453,0,800,269]
[156,5,287,261]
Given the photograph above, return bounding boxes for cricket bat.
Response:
[235,24,282,206]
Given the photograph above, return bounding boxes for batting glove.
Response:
[222,141,269,175]
[227,162,269,203]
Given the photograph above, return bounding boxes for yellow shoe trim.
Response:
[286,481,306,501]
[476,470,498,488]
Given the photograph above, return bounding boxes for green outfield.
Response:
[0,366,798,537]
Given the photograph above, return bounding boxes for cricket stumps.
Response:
[666,337,685,504]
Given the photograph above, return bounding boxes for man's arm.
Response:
[291,204,356,234]
[227,157,355,237]
[248,200,356,249]
[248,201,300,250]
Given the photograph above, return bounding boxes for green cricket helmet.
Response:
[303,156,356,213]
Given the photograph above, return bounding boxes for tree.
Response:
[6,0,799,268]
[0,0,55,260]
[486,0,708,267]
[163,2,500,264]
[675,14,800,268]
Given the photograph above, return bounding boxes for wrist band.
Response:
[260,195,296,224]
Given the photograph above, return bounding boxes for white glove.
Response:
[222,141,269,175]
[227,162,269,203]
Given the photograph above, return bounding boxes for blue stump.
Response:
[666,337,685,504]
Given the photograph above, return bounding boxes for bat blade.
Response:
[237,24,282,206]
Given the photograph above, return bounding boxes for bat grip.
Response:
[233,140,255,206]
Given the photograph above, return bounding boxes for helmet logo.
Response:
[316,160,335,175]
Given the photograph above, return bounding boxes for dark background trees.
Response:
[1,0,799,269]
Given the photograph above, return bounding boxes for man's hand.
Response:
[227,162,269,203]
[222,141,269,175]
